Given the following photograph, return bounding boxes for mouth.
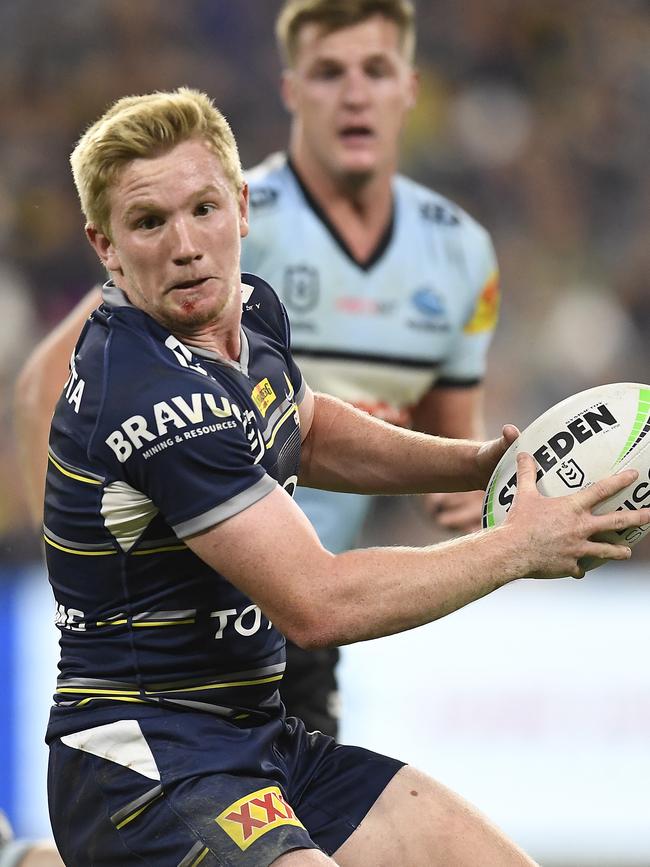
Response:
[338,125,375,143]
[169,276,210,292]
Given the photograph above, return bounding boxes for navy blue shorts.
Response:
[47,708,403,865]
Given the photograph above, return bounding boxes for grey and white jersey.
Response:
[242,152,500,551]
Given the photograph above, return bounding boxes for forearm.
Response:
[299,392,485,494]
[284,524,524,648]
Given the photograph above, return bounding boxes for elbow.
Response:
[277,605,341,651]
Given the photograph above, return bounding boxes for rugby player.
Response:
[16,0,498,740]
[41,86,648,866]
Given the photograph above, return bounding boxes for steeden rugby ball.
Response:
[482,382,650,570]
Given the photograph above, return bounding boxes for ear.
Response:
[280,70,298,113]
[238,182,250,239]
[85,224,122,273]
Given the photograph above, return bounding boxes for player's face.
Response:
[88,138,249,333]
[283,15,417,181]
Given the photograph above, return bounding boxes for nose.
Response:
[341,69,370,109]
[171,217,203,266]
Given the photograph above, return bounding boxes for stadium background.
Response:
[0,1,648,862]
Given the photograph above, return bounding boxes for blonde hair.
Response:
[276,0,416,67]
[70,87,244,236]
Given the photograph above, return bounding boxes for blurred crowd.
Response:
[0,0,648,555]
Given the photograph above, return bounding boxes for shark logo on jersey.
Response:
[283,265,319,313]
[411,287,446,317]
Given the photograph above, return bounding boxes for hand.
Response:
[423,489,485,533]
[474,424,519,488]
[506,452,650,579]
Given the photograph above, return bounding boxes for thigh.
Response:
[332,765,539,867]
[48,715,322,866]
[280,720,403,857]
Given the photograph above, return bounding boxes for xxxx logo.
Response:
[216,786,304,850]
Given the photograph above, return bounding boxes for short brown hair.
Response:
[276,0,416,67]
[70,87,244,237]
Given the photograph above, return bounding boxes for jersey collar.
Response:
[286,155,395,272]
[101,280,251,376]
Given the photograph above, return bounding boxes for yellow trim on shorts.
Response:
[115,793,163,830]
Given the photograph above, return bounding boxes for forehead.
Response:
[110,139,230,212]
[293,14,407,67]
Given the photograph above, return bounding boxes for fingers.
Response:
[513,451,539,492]
[577,469,639,508]
[591,505,650,534]
[435,491,484,531]
[502,424,520,446]
[581,541,632,562]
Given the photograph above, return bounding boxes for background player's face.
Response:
[88,138,249,333]
[283,15,417,183]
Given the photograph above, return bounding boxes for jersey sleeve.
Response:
[436,228,500,385]
[94,376,276,540]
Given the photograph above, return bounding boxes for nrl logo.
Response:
[556,458,585,489]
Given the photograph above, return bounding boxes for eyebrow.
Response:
[308,51,395,70]
[122,185,223,223]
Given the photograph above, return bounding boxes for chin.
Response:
[339,165,376,188]
[157,296,222,333]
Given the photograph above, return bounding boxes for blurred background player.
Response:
[15,0,500,741]
[244,0,499,735]
[0,810,62,867]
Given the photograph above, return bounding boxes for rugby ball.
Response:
[482,382,650,570]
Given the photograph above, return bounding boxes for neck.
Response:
[289,141,394,264]
[289,142,393,219]
[172,283,243,362]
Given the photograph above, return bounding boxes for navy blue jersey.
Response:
[45,275,304,739]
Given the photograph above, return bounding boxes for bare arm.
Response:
[14,288,102,522]
[186,454,648,649]
[297,388,503,495]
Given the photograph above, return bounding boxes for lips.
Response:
[170,277,209,291]
[339,125,374,139]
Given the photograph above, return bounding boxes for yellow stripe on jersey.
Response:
[44,536,117,556]
[266,404,298,449]
[60,675,283,703]
[48,453,102,485]
[154,673,284,694]
[132,620,195,627]
[75,696,149,707]
[132,544,187,555]
[58,686,141,695]
[464,270,500,334]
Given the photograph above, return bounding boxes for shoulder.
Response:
[241,273,290,343]
[396,174,494,255]
[245,152,293,214]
